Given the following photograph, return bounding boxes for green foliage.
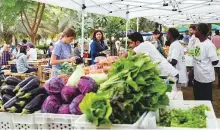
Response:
[80,92,112,126]
[158,105,210,128]
[97,53,171,124]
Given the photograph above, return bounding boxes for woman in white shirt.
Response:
[166,28,188,87]
[193,23,219,101]
[26,42,37,60]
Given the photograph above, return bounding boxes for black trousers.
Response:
[193,80,212,101]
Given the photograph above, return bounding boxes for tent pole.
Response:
[125,5,129,50]
[137,17,139,32]
[81,0,85,57]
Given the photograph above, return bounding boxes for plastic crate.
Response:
[34,113,80,130]
[12,113,37,129]
[73,112,147,130]
[143,100,218,130]
[0,112,14,130]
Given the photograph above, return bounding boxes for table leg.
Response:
[38,64,43,81]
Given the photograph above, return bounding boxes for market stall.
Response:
[0,53,218,130]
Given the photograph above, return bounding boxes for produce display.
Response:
[158,105,210,128]
[0,76,47,114]
[58,62,76,75]
[42,75,98,115]
[0,53,216,130]
[80,53,172,126]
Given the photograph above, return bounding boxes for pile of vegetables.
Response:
[0,76,47,114]
[42,75,98,114]
[158,105,210,128]
[80,53,171,125]
[58,62,76,75]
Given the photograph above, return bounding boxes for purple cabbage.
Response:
[61,86,80,103]
[77,76,98,94]
[44,77,65,94]
[58,104,70,114]
[41,95,61,113]
[69,94,84,115]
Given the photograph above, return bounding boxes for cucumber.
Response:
[5,77,21,86]
[21,94,47,114]
[19,87,46,99]
[13,76,36,92]
[16,78,40,97]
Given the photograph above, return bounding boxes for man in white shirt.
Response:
[166,28,188,86]
[188,26,200,49]
[26,42,37,60]
[123,32,179,78]
[193,23,219,101]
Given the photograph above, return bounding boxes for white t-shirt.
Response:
[193,39,218,83]
[188,34,200,49]
[27,48,37,60]
[133,41,179,77]
[167,40,188,84]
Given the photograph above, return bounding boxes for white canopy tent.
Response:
[33,0,220,55]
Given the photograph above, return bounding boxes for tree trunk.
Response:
[20,3,45,45]
[30,34,36,44]
[14,36,18,45]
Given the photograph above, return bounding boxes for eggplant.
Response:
[5,77,21,86]
[19,87,46,99]
[2,96,20,111]
[2,94,13,104]
[13,76,36,92]
[1,85,16,96]
[7,106,23,113]
[16,78,40,97]
[21,94,47,114]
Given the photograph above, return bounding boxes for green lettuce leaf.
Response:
[79,93,112,126]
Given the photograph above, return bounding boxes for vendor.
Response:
[193,23,219,101]
[90,30,108,64]
[50,28,76,77]
[122,32,179,78]
[16,46,37,73]
[166,28,188,87]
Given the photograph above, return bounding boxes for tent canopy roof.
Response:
[33,0,220,25]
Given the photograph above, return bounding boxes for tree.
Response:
[0,0,45,44]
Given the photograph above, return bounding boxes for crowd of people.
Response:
[0,39,38,73]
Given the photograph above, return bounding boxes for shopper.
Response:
[1,44,11,65]
[90,30,108,64]
[50,28,76,77]
[211,30,220,48]
[193,23,219,101]
[16,46,37,73]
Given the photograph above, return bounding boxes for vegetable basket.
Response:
[0,112,14,130]
[34,113,80,130]
[12,113,37,129]
[73,112,147,130]
[144,100,218,130]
